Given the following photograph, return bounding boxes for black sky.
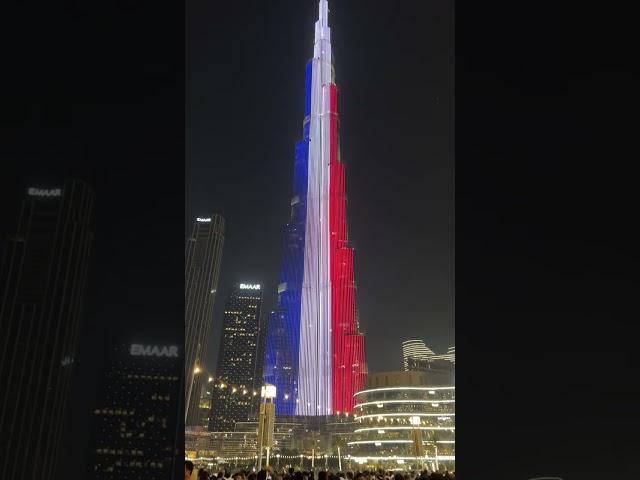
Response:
[4,0,639,477]
[186,0,454,373]
[2,1,184,476]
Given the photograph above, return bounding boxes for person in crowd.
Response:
[258,469,269,480]
[184,460,193,480]
[185,461,195,480]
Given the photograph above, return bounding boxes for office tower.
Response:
[209,283,263,431]
[402,339,435,371]
[185,215,224,426]
[264,0,366,416]
[88,341,181,479]
[0,181,93,476]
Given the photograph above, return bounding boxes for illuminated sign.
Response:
[240,283,260,290]
[28,187,61,197]
[129,344,178,358]
[196,217,211,223]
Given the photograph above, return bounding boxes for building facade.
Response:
[185,215,224,426]
[0,181,94,477]
[209,283,263,431]
[402,340,435,371]
[88,341,181,478]
[264,0,366,417]
[429,346,455,365]
[348,371,455,471]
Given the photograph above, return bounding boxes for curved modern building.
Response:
[402,340,435,371]
[347,371,455,470]
[430,346,455,365]
[263,0,366,416]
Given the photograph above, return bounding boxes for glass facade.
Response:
[209,284,263,431]
[88,342,181,479]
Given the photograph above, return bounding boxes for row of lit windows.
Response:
[103,460,166,468]
[95,409,136,416]
[95,448,145,456]
[118,432,145,438]
[150,394,171,401]
[125,374,179,381]
[96,462,165,469]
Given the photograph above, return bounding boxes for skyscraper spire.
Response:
[319,0,329,26]
[315,0,331,45]
[264,0,366,417]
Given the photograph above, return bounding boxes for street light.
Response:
[409,416,424,471]
[257,384,276,471]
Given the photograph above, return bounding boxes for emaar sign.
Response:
[28,187,61,197]
[129,344,179,358]
[240,283,260,290]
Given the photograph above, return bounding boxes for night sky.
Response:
[2,2,184,476]
[186,0,454,374]
[4,0,639,478]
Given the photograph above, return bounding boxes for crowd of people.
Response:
[185,463,455,480]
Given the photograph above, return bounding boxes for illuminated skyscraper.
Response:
[264,0,366,416]
[209,283,263,431]
[402,339,435,371]
[0,181,93,476]
[185,215,224,425]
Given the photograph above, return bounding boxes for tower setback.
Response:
[264,0,366,416]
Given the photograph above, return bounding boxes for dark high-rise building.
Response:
[87,341,181,479]
[0,180,94,476]
[185,215,224,426]
[209,283,263,431]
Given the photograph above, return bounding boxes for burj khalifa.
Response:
[264,0,366,416]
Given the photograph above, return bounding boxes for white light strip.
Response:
[355,399,455,408]
[348,440,413,445]
[357,413,455,420]
[347,440,456,446]
[297,0,334,416]
[349,456,456,462]
[355,427,455,432]
[188,456,456,462]
[355,386,455,396]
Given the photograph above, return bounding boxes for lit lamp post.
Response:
[409,416,424,471]
[257,384,276,471]
[185,365,202,422]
